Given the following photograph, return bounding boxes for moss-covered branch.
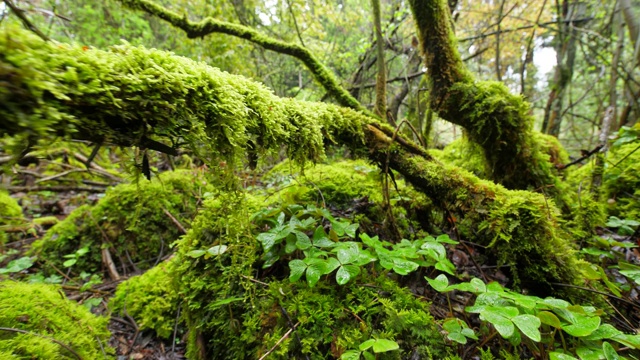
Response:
[408,0,565,198]
[115,0,367,113]
[365,126,582,291]
[0,26,582,291]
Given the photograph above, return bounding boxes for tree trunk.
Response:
[542,0,586,137]
[407,0,566,202]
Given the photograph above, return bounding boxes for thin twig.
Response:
[171,303,182,355]
[162,208,187,234]
[550,283,640,310]
[556,144,604,170]
[257,322,300,360]
[2,0,49,41]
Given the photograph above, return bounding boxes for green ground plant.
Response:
[426,275,640,359]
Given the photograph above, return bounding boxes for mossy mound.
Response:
[264,159,433,240]
[0,191,24,245]
[31,169,212,276]
[170,192,448,359]
[110,259,180,339]
[0,281,113,359]
[264,159,386,205]
[430,137,486,178]
[566,142,640,220]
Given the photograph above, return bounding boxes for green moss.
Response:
[565,143,640,220]
[264,159,433,240]
[0,25,368,173]
[264,159,386,205]
[31,169,212,275]
[0,191,24,245]
[431,137,487,178]
[110,259,179,339]
[168,191,446,359]
[0,281,113,359]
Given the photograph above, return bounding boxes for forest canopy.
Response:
[0,0,639,359]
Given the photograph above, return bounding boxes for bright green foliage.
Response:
[264,159,433,240]
[264,160,387,204]
[566,142,640,220]
[110,259,180,339]
[427,275,640,358]
[0,281,113,359]
[0,191,23,245]
[30,169,211,275]
[168,191,449,359]
[252,204,457,287]
[430,137,487,178]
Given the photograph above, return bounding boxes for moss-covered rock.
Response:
[430,137,486,178]
[0,281,113,359]
[264,159,434,240]
[110,259,180,339]
[31,169,212,276]
[170,191,448,359]
[0,191,24,245]
[264,159,386,205]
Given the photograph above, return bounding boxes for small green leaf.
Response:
[336,265,360,285]
[443,318,463,333]
[323,257,341,274]
[340,350,362,360]
[421,242,447,259]
[576,347,605,360]
[187,250,207,258]
[371,339,399,353]
[345,223,359,238]
[289,260,306,282]
[583,324,622,341]
[512,314,541,342]
[436,234,458,244]
[257,232,278,253]
[562,315,601,337]
[602,342,621,360]
[480,310,515,338]
[305,262,326,287]
[549,352,579,360]
[447,332,467,344]
[336,243,359,264]
[359,339,375,351]
[426,274,450,292]
[294,231,312,250]
[537,311,562,328]
[461,328,478,340]
[392,258,419,275]
[207,245,228,256]
[63,259,77,268]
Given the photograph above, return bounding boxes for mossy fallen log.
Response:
[1,26,583,291]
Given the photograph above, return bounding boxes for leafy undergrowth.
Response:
[0,153,639,359]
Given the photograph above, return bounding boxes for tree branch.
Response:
[116,0,367,114]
